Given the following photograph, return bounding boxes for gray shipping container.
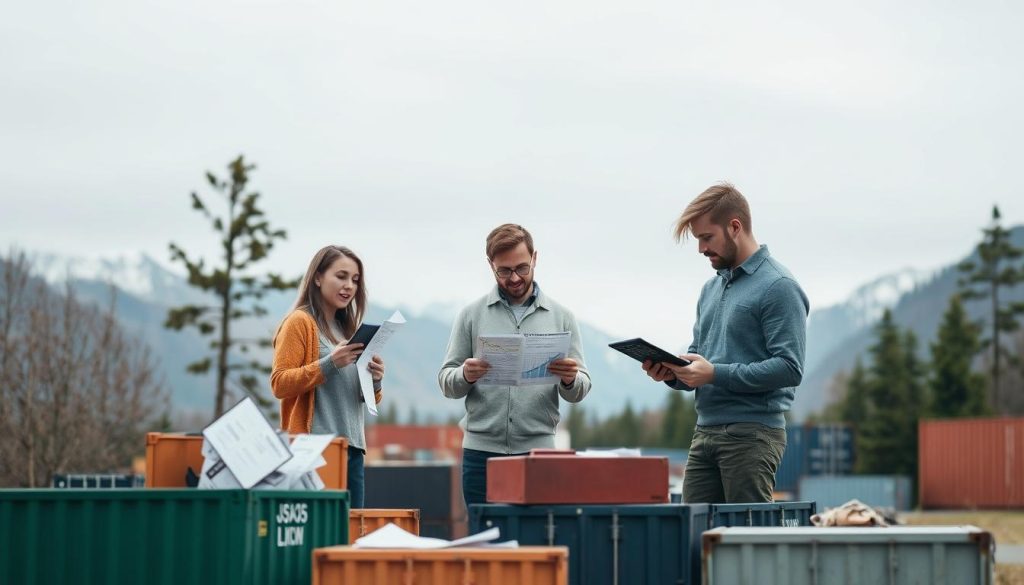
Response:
[702,526,994,585]
[799,475,913,511]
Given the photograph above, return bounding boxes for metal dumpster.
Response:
[470,503,710,585]
[707,501,816,529]
[0,488,349,585]
[702,526,994,585]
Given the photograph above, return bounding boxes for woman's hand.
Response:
[368,354,385,381]
[330,342,364,368]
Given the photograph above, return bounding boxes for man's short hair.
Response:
[486,224,535,260]
[674,182,752,242]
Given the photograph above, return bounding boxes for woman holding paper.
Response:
[271,245,385,508]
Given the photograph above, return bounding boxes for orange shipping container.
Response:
[312,546,568,585]
[919,417,1024,509]
[348,509,421,543]
[366,425,462,451]
[145,432,349,489]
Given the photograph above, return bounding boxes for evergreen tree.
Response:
[856,310,926,478]
[660,390,697,448]
[165,156,296,418]
[929,295,990,417]
[616,402,642,447]
[564,404,588,449]
[838,359,870,431]
[958,205,1024,412]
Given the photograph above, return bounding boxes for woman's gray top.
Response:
[311,334,366,450]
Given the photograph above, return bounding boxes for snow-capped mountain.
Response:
[31,250,207,307]
[804,268,936,377]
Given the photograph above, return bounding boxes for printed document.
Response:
[356,310,405,415]
[202,397,292,489]
[474,332,571,386]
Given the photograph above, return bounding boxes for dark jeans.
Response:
[682,423,786,504]
[461,448,525,512]
[348,446,365,509]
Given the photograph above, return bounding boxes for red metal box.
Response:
[486,450,669,504]
[919,417,1024,509]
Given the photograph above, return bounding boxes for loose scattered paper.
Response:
[474,332,571,386]
[577,448,643,457]
[352,523,518,549]
[199,400,334,490]
[356,310,405,415]
[202,398,292,489]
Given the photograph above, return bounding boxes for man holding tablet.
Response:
[438,223,591,511]
[643,183,809,504]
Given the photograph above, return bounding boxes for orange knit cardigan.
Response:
[271,310,383,434]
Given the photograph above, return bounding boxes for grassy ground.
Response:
[900,510,1024,584]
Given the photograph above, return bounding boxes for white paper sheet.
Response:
[352,523,514,549]
[201,398,292,489]
[474,332,571,386]
[276,434,334,489]
[356,310,405,415]
[577,447,643,457]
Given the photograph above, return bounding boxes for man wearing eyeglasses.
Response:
[439,223,591,510]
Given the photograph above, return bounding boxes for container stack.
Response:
[467,449,817,585]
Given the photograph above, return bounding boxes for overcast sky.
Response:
[3,1,1023,348]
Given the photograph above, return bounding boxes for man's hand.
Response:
[662,353,714,387]
[462,358,491,384]
[547,358,579,386]
[642,359,676,382]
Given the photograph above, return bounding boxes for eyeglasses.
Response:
[494,263,532,279]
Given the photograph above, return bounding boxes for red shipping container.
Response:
[919,417,1024,509]
[486,450,669,504]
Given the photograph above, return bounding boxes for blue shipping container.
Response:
[470,503,709,585]
[798,475,913,511]
[774,426,806,493]
[804,424,854,475]
[774,424,855,493]
[708,501,816,529]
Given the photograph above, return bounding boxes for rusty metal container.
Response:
[347,509,421,543]
[145,432,348,489]
[919,417,1024,509]
[486,450,669,504]
[312,546,569,585]
[702,526,994,585]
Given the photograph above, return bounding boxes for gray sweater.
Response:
[438,285,591,453]
[671,245,809,428]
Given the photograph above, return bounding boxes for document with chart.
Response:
[474,332,571,386]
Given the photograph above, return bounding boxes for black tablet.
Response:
[608,338,691,367]
[349,322,380,347]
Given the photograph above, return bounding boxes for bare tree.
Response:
[0,251,166,487]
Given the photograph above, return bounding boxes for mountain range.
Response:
[28,252,664,423]
[23,225,1024,424]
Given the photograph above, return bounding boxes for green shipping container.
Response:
[0,488,349,585]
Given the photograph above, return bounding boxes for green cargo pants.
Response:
[682,422,786,504]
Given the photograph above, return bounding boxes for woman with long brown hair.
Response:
[271,245,384,508]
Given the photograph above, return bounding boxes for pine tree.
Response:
[565,404,588,449]
[856,310,926,478]
[929,295,990,417]
[660,390,697,448]
[958,205,1024,412]
[165,156,297,419]
[616,402,641,447]
[838,359,870,430]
